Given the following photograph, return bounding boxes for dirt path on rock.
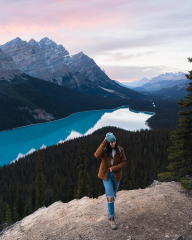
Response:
[1,181,192,240]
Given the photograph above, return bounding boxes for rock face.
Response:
[0,37,142,98]
[18,106,55,121]
[1,181,192,240]
[64,51,113,87]
[0,49,21,81]
[0,37,112,88]
[0,37,71,85]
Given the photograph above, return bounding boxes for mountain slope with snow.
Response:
[130,72,187,93]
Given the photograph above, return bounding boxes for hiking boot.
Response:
[109,217,118,230]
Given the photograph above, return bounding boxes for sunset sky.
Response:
[1,0,192,82]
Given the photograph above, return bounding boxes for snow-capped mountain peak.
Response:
[38,37,69,55]
[150,72,186,83]
[38,37,58,50]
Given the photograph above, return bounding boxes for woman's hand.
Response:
[109,167,112,172]
[105,136,107,141]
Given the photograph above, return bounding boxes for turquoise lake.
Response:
[0,106,154,166]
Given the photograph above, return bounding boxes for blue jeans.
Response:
[102,172,120,218]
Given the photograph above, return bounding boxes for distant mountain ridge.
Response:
[150,71,186,83]
[117,77,151,88]
[126,72,187,92]
[133,78,187,92]
[116,72,186,89]
[0,37,147,99]
[139,80,190,100]
[154,80,189,99]
[114,72,188,100]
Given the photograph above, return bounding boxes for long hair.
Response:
[105,141,120,156]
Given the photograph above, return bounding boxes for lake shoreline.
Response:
[0,106,155,166]
[0,105,155,133]
[0,105,128,133]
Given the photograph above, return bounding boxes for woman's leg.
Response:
[113,178,120,202]
[102,172,116,218]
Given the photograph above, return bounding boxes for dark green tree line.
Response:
[35,150,46,210]
[158,58,192,190]
[76,141,93,199]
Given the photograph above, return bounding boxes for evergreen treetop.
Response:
[158,57,192,190]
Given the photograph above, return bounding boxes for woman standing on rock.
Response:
[94,132,127,230]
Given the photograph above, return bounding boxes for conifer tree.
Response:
[24,196,33,216]
[13,203,19,223]
[31,183,36,211]
[5,204,12,226]
[121,164,129,190]
[143,169,148,188]
[59,176,65,202]
[53,178,59,202]
[0,209,4,225]
[0,199,4,225]
[129,158,136,189]
[76,141,90,199]
[35,150,46,210]
[87,180,93,198]
[45,185,53,206]
[158,58,192,189]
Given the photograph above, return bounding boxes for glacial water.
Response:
[0,106,154,166]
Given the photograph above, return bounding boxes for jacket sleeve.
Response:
[111,148,127,172]
[94,139,107,159]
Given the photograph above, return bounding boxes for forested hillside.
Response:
[0,126,173,229]
[0,75,180,131]
[0,75,139,131]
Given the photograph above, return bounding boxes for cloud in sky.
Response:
[1,0,192,81]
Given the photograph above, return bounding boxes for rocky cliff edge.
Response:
[1,181,192,240]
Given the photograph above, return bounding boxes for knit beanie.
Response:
[106,132,116,143]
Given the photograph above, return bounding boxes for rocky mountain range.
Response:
[0,39,157,132]
[141,80,189,100]
[118,72,187,90]
[133,79,188,92]
[114,71,188,99]
[0,37,70,84]
[149,72,186,83]
[129,72,187,93]
[0,37,145,99]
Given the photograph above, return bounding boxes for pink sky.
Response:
[1,0,192,82]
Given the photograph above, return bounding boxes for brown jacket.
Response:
[94,139,127,182]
